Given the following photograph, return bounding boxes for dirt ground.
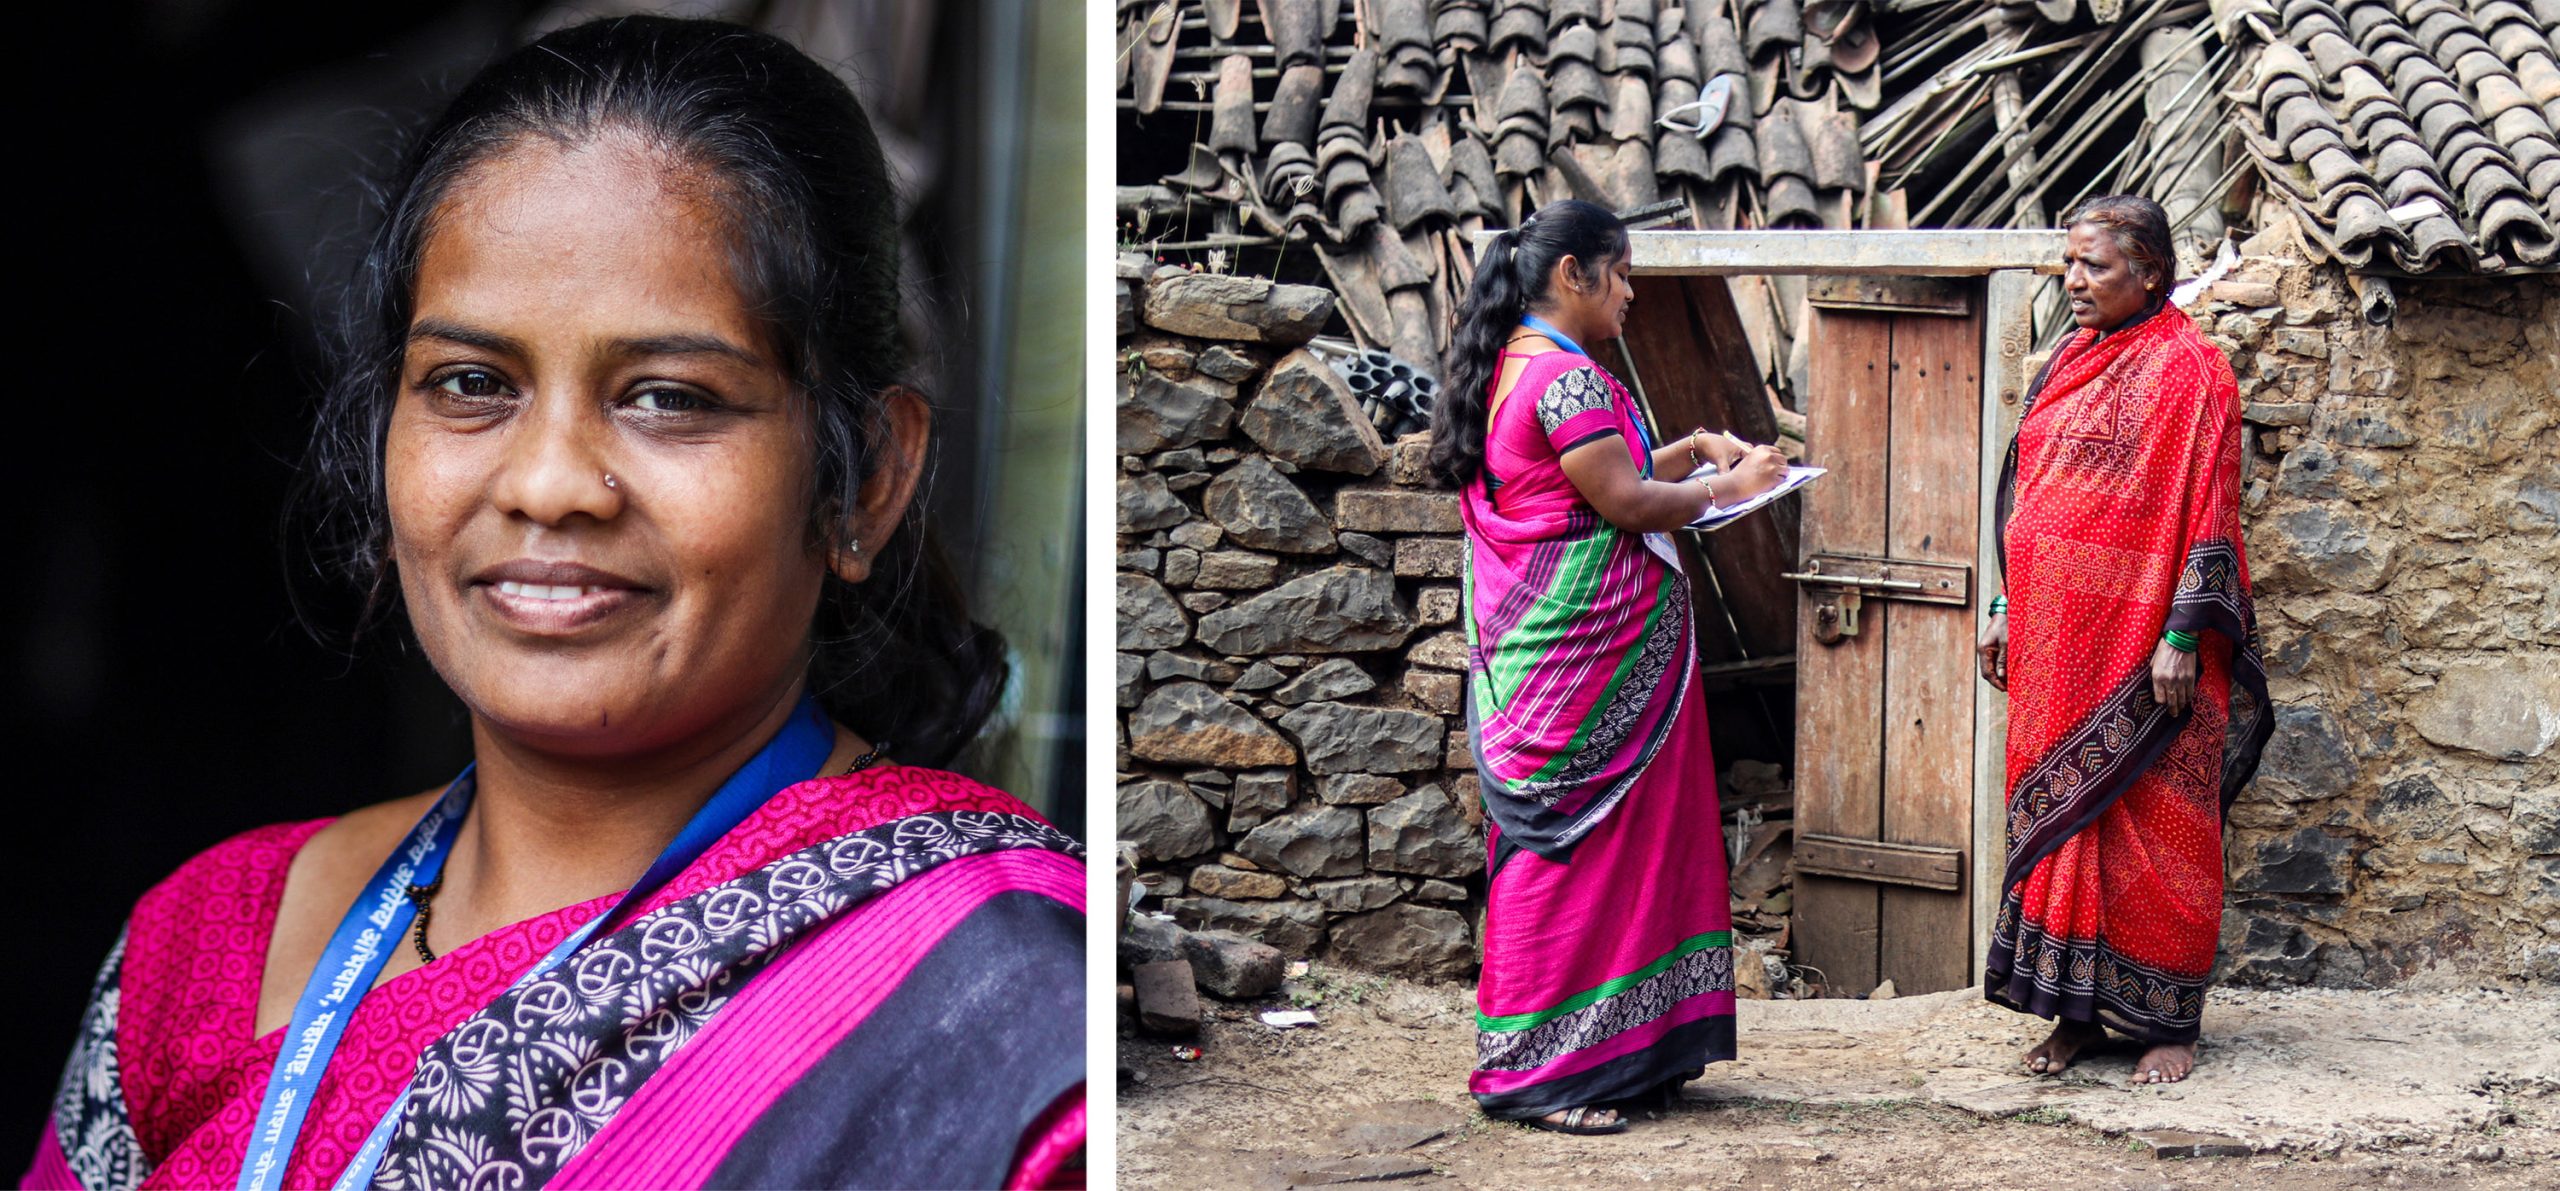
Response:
[1117,969,2560,1189]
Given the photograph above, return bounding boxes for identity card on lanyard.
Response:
[237,696,837,1191]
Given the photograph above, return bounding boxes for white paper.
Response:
[1260,1009,1319,1028]
[1686,465,1825,532]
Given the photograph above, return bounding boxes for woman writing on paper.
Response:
[1978,194,2270,1087]
[1426,199,1787,1135]
[29,18,1083,1191]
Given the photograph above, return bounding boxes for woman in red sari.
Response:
[1978,194,2271,1086]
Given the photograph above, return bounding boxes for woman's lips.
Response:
[470,560,649,634]
[477,581,642,632]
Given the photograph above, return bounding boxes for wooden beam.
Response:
[1620,230,2067,275]
[1794,834,1964,891]
[1984,16,2046,228]
[1971,268,2037,972]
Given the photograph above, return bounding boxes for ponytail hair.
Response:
[1426,199,1629,488]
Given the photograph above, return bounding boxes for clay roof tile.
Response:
[1706,122,1758,182]
[1491,0,1549,57]
[1744,0,1803,63]
[1210,55,1258,158]
[1263,63,1326,149]
[1755,100,1812,182]
[1383,133,1459,230]
[1320,48,1380,135]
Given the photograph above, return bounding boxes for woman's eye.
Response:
[630,388,707,413]
[435,370,508,398]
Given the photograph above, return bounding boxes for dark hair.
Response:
[2061,193,2177,295]
[290,15,1003,767]
[1426,199,1628,488]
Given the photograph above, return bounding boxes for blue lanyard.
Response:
[239,696,838,1191]
[1520,313,1589,358]
[1522,314,1652,457]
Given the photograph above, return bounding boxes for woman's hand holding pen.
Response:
[1693,439,1788,510]
[1696,428,1750,471]
[1723,444,1789,502]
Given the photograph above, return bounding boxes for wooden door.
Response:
[1790,278,1983,997]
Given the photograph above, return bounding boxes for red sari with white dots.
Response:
[1983,302,2271,1045]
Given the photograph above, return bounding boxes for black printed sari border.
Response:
[2163,537,2275,813]
[1997,662,2178,899]
[1984,891,2207,1044]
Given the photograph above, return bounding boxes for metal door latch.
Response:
[1785,554,1971,647]
[1808,587,1862,642]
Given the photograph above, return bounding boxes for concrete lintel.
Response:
[1626,229,2068,276]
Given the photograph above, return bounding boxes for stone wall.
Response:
[2200,253,2560,986]
[1116,257,1486,981]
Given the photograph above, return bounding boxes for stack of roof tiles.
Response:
[1121,0,1880,238]
[1118,0,2560,367]
[2221,0,2560,271]
[1118,0,1886,364]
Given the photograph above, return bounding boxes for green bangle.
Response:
[2163,628,2199,653]
[1988,595,2007,615]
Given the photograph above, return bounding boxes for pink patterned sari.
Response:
[28,768,1085,1190]
[1462,347,1735,1121]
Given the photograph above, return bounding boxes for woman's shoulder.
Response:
[2142,311,2241,416]
[1507,350,1608,394]
[122,791,436,987]
[769,764,1065,839]
[127,817,331,943]
[1529,361,1620,432]
[669,765,1081,910]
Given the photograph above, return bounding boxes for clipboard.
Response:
[1685,465,1825,532]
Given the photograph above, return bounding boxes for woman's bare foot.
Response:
[2131,1042,2196,1084]
[1528,1105,1624,1134]
[2023,1019,2104,1075]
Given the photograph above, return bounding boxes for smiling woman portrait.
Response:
[24,15,1083,1191]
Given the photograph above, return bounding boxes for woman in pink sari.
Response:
[28,18,1082,1191]
[1427,200,1788,1134]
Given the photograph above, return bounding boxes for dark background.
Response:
[3,1,1084,1171]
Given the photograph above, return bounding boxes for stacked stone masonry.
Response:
[1118,256,1484,981]
[1120,248,2560,990]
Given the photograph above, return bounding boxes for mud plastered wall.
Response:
[2203,256,2560,986]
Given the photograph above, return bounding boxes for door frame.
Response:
[1624,228,2065,974]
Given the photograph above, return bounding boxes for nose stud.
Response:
[602,472,618,490]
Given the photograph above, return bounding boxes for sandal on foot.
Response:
[1523,1106,1628,1136]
